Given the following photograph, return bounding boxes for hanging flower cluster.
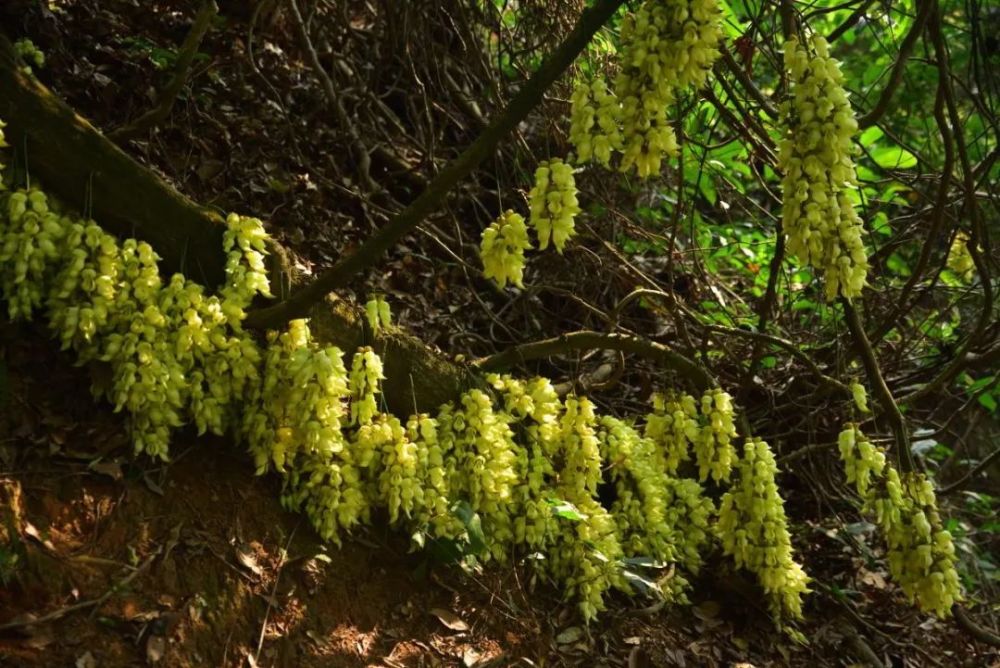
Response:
[837,424,884,499]
[3,132,816,624]
[780,35,868,300]
[839,425,962,616]
[946,231,975,282]
[850,381,870,414]
[568,77,622,166]
[717,438,811,621]
[694,388,738,483]
[528,159,581,253]
[479,210,532,288]
[644,391,699,475]
[0,175,271,459]
[568,0,721,177]
[364,294,392,332]
[599,415,712,586]
[14,38,45,74]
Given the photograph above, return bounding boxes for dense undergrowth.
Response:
[1,0,997,656]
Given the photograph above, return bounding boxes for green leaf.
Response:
[871,145,918,170]
[546,498,587,521]
[623,569,662,596]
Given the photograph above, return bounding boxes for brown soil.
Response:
[1,322,998,667]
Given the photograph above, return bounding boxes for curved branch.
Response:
[952,605,1000,648]
[471,330,716,393]
[868,75,954,344]
[716,43,779,120]
[109,1,218,142]
[244,0,628,330]
[938,446,1000,495]
[841,299,916,473]
[903,5,997,403]
[857,0,933,129]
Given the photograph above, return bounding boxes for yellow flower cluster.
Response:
[4,136,819,623]
[364,294,392,332]
[877,472,962,616]
[349,347,384,426]
[612,0,722,177]
[599,415,712,585]
[528,159,581,253]
[837,424,884,498]
[479,210,532,288]
[221,213,272,323]
[850,381,870,414]
[695,388,738,483]
[14,38,45,74]
[2,189,65,319]
[0,173,271,459]
[568,77,622,166]
[946,231,975,282]
[244,319,348,473]
[717,438,811,621]
[839,426,962,616]
[780,35,868,300]
[644,391,698,475]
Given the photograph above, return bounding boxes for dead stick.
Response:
[109,1,218,141]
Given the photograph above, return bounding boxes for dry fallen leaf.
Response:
[462,647,482,667]
[146,634,167,664]
[75,652,97,668]
[89,458,123,480]
[235,546,263,576]
[429,608,469,632]
[555,626,583,644]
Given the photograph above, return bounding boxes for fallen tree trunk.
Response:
[0,32,475,415]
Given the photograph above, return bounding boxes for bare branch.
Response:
[857,0,933,129]
[472,329,715,393]
[244,0,629,330]
[109,1,218,142]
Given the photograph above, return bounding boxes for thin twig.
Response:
[110,1,219,141]
[0,551,159,631]
[244,0,629,330]
[938,446,1000,495]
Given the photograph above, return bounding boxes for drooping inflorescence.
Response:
[569,77,622,166]
[0,121,814,625]
[839,425,962,617]
[946,231,975,282]
[13,38,45,75]
[479,209,532,288]
[528,159,581,253]
[575,0,721,177]
[364,294,392,332]
[779,35,868,300]
[717,438,811,621]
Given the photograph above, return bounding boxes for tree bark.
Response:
[0,33,227,288]
[0,31,476,416]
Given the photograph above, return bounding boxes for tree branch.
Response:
[841,299,916,473]
[471,330,716,393]
[285,0,376,192]
[109,1,218,142]
[716,43,779,120]
[243,0,628,330]
[857,0,933,129]
[952,604,1000,648]
[938,445,1000,495]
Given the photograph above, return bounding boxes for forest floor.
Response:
[1,321,997,667]
[1,1,999,666]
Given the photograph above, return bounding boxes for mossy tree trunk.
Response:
[0,32,476,416]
